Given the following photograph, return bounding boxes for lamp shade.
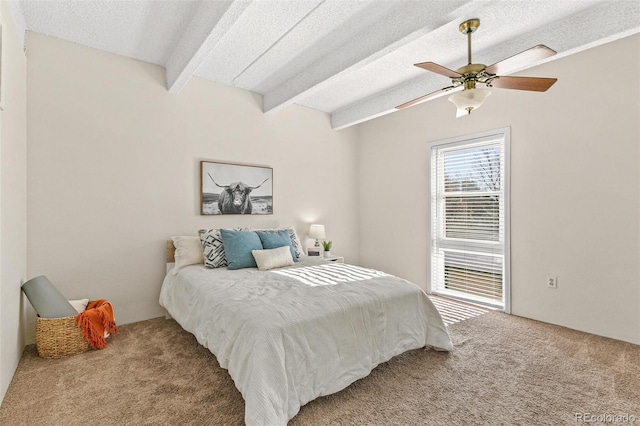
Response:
[21,275,78,318]
[448,89,491,116]
[309,224,326,239]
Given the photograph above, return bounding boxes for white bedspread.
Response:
[159,258,452,425]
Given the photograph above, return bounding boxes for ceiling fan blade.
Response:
[491,76,557,92]
[414,62,462,79]
[396,86,460,109]
[485,45,557,76]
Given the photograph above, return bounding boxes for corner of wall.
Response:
[0,0,29,405]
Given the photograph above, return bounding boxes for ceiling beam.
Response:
[165,0,252,94]
[261,0,471,115]
[193,0,326,87]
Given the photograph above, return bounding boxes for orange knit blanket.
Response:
[75,299,118,349]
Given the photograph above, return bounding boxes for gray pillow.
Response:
[21,275,78,318]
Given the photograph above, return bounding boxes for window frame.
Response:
[427,127,511,313]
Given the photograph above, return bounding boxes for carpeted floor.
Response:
[1,299,638,426]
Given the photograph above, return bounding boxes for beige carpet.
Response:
[1,301,638,426]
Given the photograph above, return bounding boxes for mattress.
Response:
[159,258,452,425]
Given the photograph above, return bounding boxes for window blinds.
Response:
[431,136,506,307]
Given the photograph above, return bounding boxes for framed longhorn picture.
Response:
[201,161,273,215]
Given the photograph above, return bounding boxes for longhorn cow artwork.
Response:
[201,161,273,215]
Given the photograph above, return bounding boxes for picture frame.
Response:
[201,161,273,215]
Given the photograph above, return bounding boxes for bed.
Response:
[160,243,452,425]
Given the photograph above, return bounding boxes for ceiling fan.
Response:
[397,19,558,117]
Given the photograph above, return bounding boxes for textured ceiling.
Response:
[11,0,640,129]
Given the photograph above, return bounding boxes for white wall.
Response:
[26,33,359,342]
[0,0,28,403]
[357,34,640,345]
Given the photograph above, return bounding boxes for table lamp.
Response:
[309,224,326,248]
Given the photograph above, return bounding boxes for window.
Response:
[428,128,510,312]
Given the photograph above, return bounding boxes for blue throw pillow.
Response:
[256,230,298,262]
[220,229,263,270]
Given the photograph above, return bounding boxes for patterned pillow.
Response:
[199,229,231,268]
[243,227,304,260]
[286,228,305,259]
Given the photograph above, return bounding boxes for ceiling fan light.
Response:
[448,88,491,116]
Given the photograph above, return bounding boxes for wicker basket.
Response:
[36,316,90,359]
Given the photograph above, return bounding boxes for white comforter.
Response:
[159,258,452,425]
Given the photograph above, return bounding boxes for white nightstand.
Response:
[324,256,344,264]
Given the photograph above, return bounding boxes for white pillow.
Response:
[172,236,204,274]
[69,299,89,313]
[252,246,295,271]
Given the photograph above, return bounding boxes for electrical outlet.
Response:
[547,276,557,289]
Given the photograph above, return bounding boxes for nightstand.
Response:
[324,256,344,264]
